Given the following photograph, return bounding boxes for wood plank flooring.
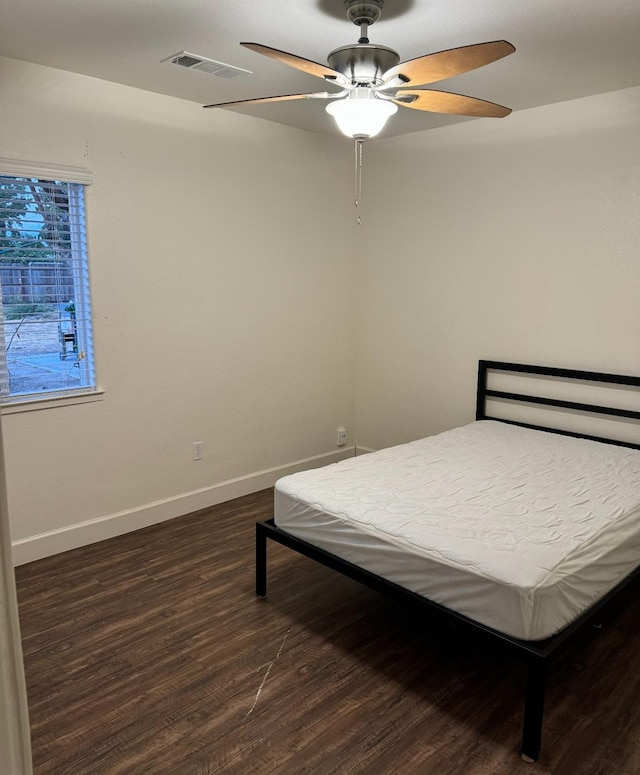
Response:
[15,488,640,775]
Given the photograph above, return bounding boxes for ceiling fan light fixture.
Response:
[326,89,397,138]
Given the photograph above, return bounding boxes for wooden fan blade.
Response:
[393,89,511,117]
[383,41,515,87]
[203,93,322,109]
[241,42,347,84]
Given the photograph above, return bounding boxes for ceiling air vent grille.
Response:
[162,51,252,79]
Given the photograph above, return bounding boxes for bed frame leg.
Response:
[521,656,548,762]
[256,522,268,598]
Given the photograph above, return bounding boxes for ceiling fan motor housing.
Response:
[328,44,399,85]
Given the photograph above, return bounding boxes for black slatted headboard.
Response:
[476,360,640,450]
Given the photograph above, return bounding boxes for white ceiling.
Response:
[0,0,639,139]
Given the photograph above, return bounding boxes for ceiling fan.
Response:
[203,0,516,139]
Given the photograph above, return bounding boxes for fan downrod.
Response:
[344,0,384,43]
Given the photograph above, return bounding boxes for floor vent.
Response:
[162,51,252,79]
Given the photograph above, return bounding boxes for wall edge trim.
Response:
[11,447,356,566]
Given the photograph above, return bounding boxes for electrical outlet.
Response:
[192,441,203,461]
[336,427,347,447]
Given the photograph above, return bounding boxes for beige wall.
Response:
[356,87,640,450]
[0,57,358,560]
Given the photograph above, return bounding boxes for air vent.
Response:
[162,51,252,79]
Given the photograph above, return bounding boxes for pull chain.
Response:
[354,138,364,225]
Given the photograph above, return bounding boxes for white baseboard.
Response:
[11,446,356,566]
[355,445,376,455]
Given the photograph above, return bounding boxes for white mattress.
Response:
[274,421,640,640]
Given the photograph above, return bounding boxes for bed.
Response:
[255,360,640,761]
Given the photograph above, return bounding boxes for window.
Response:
[0,161,95,404]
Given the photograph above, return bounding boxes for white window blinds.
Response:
[0,164,95,402]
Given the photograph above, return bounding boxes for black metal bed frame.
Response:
[255,360,640,762]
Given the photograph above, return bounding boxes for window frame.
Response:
[0,158,101,412]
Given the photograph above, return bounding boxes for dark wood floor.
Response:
[14,489,640,775]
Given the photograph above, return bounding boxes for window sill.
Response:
[1,389,105,415]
